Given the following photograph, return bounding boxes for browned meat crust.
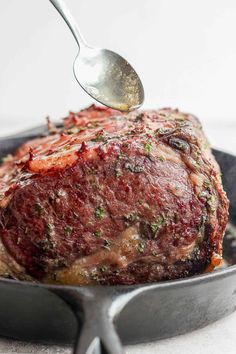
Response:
[0,105,229,285]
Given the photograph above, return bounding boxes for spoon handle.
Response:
[49,0,87,48]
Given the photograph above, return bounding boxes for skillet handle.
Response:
[51,288,125,354]
[74,299,124,354]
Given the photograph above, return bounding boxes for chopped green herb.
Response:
[94,230,102,237]
[124,212,138,222]
[100,265,108,273]
[91,180,100,191]
[34,203,44,216]
[159,156,165,162]
[68,126,87,135]
[92,132,105,142]
[203,143,209,149]
[115,169,122,178]
[77,270,86,277]
[125,162,143,173]
[88,121,99,128]
[2,154,13,163]
[158,112,167,117]
[94,206,105,219]
[137,243,145,253]
[150,215,165,234]
[90,269,99,281]
[63,145,71,150]
[198,215,207,233]
[64,225,73,236]
[46,223,54,236]
[144,142,152,154]
[118,153,126,160]
[192,160,200,170]
[206,195,216,212]
[87,166,97,175]
[198,191,209,199]
[122,142,129,148]
[203,180,210,188]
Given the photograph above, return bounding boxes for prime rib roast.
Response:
[0,105,229,285]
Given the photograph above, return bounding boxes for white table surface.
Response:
[0,121,235,354]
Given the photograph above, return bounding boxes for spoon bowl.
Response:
[74,47,144,111]
[49,0,144,111]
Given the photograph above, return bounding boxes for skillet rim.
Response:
[0,261,235,291]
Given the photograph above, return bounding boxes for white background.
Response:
[0,0,236,141]
[0,1,236,354]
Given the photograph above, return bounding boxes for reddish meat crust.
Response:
[0,105,229,285]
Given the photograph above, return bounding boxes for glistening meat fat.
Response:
[0,105,229,285]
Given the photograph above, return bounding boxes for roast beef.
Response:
[0,105,229,285]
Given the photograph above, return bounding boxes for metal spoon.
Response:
[49,0,144,112]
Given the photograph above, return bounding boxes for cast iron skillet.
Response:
[0,126,236,354]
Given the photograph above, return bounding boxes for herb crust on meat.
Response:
[0,105,229,285]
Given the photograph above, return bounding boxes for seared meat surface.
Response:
[0,105,229,285]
